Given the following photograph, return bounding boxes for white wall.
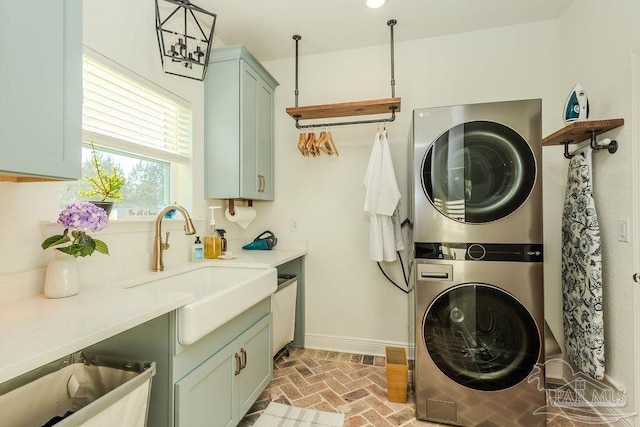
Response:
[0,0,210,301]
[2,1,635,413]
[555,0,640,414]
[0,13,565,347]
[253,20,564,354]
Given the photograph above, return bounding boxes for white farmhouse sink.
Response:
[128,266,277,345]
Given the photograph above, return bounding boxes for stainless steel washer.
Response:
[411,99,542,244]
[414,243,546,426]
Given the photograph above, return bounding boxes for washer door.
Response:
[423,283,540,391]
[421,121,536,223]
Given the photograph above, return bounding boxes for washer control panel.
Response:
[415,242,543,262]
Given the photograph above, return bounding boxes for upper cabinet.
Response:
[0,0,82,182]
[204,45,279,201]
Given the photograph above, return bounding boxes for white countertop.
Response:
[204,247,306,269]
[0,247,306,385]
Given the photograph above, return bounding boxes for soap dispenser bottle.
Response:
[192,236,204,262]
[204,207,222,259]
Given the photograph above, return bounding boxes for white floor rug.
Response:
[253,402,345,427]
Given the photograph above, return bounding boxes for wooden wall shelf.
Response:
[286,97,401,121]
[542,118,624,146]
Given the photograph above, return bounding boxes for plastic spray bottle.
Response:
[216,229,227,255]
[204,207,222,259]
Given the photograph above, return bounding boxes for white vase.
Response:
[44,250,80,298]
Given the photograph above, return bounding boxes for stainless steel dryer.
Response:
[414,243,546,426]
[412,99,542,244]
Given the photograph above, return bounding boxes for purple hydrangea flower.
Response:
[57,201,108,233]
[43,201,110,257]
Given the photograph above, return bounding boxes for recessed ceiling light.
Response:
[366,0,387,9]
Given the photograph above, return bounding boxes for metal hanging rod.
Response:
[289,19,400,129]
[563,130,619,159]
[292,114,396,129]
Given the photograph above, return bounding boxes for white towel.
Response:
[363,131,403,262]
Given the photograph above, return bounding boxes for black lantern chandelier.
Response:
[155,0,217,81]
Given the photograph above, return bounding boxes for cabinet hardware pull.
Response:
[258,175,264,192]
[240,348,247,370]
[234,353,242,375]
[634,273,640,284]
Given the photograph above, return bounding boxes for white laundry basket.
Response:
[272,275,297,357]
[0,351,155,427]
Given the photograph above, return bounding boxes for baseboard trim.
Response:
[547,356,635,426]
[304,333,414,359]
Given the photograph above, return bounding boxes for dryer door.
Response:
[421,121,536,223]
[422,283,540,391]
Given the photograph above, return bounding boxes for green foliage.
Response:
[78,144,126,202]
[41,229,109,258]
[60,145,169,211]
[121,161,167,208]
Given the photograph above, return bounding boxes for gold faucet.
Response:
[153,204,197,272]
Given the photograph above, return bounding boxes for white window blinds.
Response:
[82,53,192,164]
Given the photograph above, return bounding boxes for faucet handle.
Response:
[163,231,171,250]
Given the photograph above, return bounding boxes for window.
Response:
[61,49,192,218]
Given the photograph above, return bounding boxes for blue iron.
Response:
[564,83,589,122]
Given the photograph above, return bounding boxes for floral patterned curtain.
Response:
[562,148,604,380]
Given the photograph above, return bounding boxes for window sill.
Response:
[41,218,206,236]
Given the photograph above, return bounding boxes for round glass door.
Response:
[423,284,540,391]
[421,121,536,223]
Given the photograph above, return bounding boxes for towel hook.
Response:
[563,130,619,159]
[563,142,574,159]
[589,130,618,154]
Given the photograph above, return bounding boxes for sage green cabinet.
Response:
[237,314,273,415]
[175,314,272,427]
[86,298,273,427]
[0,0,82,181]
[175,337,237,427]
[204,45,278,200]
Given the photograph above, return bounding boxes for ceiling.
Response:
[197,0,574,62]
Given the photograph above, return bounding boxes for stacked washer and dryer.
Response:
[411,100,546,426]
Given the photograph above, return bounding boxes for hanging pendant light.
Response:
[155,0,217,81]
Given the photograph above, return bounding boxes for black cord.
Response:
[377,250,410,294]
[374,217,413,294]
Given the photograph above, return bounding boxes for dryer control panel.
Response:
[415,242,543,262]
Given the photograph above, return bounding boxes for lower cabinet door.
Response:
[175,341,238,427]
[237,314,273,416]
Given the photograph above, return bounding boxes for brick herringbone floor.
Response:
[238,348,602,427]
